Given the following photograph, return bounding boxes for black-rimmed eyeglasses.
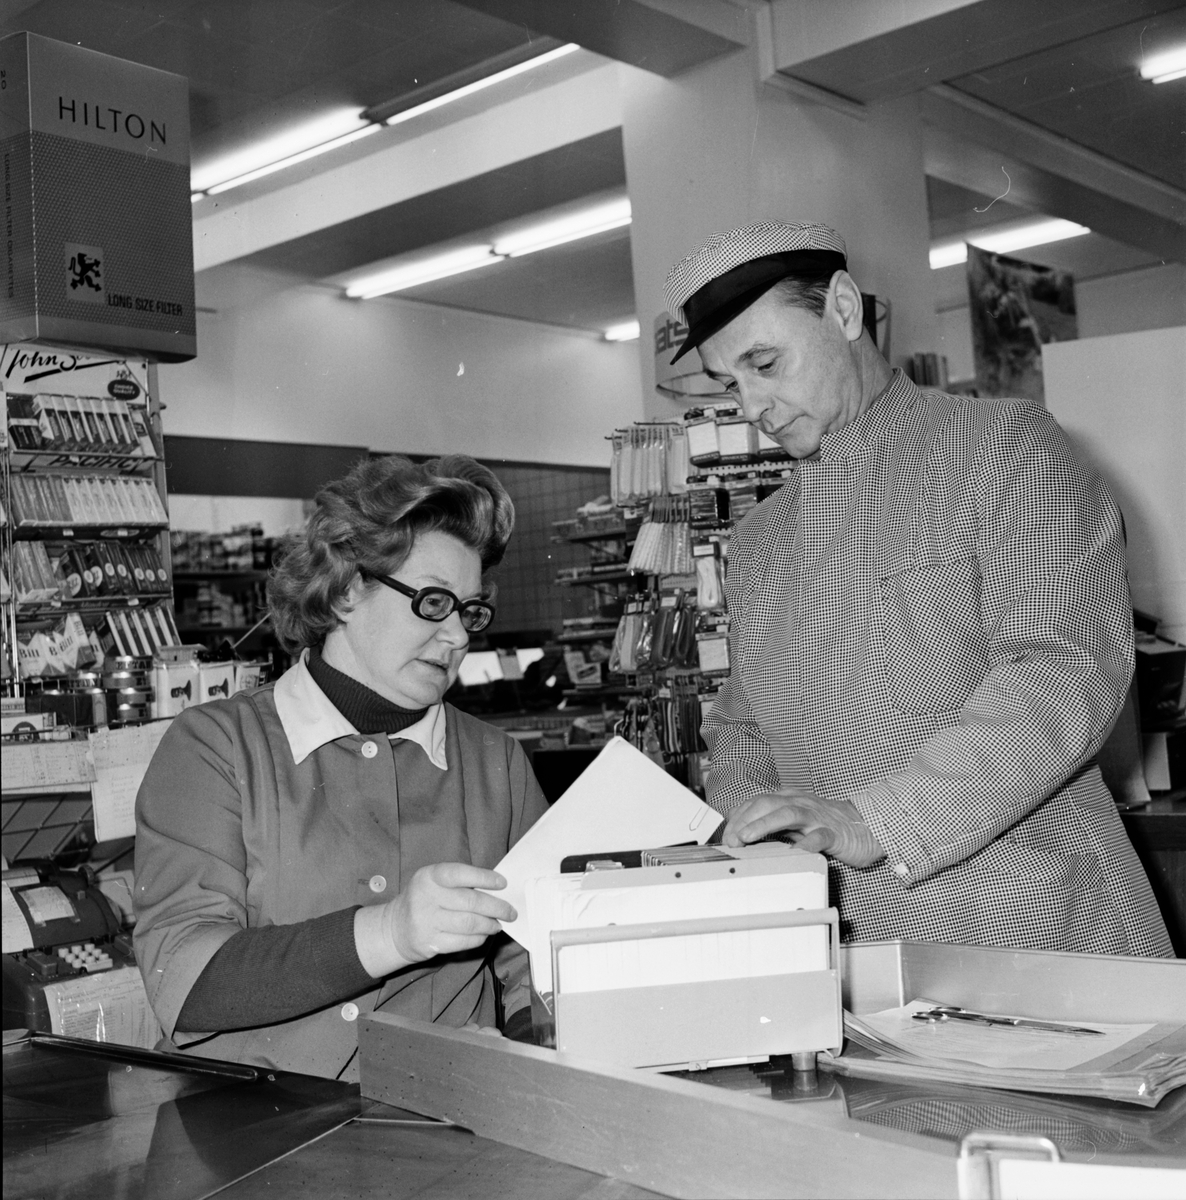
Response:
[362,570,495,632]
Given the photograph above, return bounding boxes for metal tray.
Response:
[841,940,1185,1022]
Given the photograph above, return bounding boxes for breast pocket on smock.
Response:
[879,557,989,714]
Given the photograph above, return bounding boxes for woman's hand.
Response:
[722,789,886,868]
[354,863,516,979]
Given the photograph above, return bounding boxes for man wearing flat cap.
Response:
[666,220,1170,955]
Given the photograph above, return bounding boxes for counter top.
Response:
[0,1035,657,1200]
[223,1101,663,1200]
[4,1031,1183,1200]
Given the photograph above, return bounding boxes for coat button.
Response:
[892,862,910,878]
[368,874,387,894]
[361,740,378,758]
[341,1002,360,1022]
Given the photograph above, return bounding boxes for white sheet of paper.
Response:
[1,740,95,792]
[489,737,719,948]
[861,1000,1154,1073]
[88,720,173,841]
[42,965,162,1049]
[2,883,34,954]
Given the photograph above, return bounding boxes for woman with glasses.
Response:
[133,455,547,1080]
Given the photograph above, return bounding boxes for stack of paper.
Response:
[823,999,1186,1107]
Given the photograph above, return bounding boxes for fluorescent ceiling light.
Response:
[346,194,633,299]
[494,197,632,257]
[191,108,374,195]
[385,43,580,126]
[345,245,500,299]
[929,218,1091,269]
[929,243,969,270]
[205,123,380,195]
[1139,44,1186,83]
[191,45,580,199]
[604,319,641,342]
[973,219,1091,255]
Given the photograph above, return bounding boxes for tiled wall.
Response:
[482,461,611,638]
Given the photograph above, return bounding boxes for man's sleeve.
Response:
[851,404,1134,886]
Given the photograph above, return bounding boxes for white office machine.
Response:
[527,843,842,1072]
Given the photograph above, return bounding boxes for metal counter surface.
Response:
[671,1061,1186,1160]
[228,1068,1185,1200]
[223,1101,665,1199]
[1,1034,662,1200]
[4,1031,1183,1200]
[2,1035,362,1200]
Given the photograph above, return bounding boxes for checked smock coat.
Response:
[703,371,1171,956]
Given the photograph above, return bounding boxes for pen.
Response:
[912,1006,1104,1037]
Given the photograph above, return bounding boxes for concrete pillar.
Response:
[620,46,939,415]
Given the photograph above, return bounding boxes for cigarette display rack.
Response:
[1,345,177,691]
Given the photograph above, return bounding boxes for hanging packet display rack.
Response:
[608,423,689,506]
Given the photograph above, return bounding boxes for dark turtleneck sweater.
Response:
[305,645,428,734]
[174,648,429,1034]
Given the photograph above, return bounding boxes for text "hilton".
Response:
[58,98,166,144]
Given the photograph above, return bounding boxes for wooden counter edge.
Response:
[357,1013,958,1200]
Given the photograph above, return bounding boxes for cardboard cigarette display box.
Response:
[234,662,267,694]
[197,662,235,703]
[152,661,200,718]
[0,32,195,361]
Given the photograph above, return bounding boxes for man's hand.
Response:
[722,789,885,868]
[356,863,516,978]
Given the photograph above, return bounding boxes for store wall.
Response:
[1044,326,1186,644]
[158,281,645,467]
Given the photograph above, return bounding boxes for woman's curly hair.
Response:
[267,454,514,652]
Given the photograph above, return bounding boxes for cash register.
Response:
[2,862,137,1033]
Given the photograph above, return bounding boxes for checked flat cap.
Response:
[663,221,847,363]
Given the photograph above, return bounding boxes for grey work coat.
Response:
[134,681,546,1080]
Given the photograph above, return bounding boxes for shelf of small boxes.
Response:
[7,474,169,539]
[552,510,642,589]
[3,386,181,682]
[2,648,270,744]
[169,529,281,638]
[6,391,160,465]
[6,391,167,539]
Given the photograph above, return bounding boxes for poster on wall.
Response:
[967,245,1078,405]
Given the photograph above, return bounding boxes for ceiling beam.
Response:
[241,130,626,281]
[192,60,624,273]
[450,0,746,77]
[921,87,1186,263]
[768,0,1182,103]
